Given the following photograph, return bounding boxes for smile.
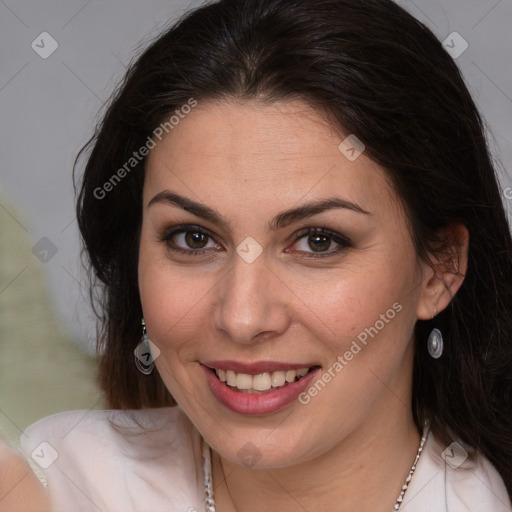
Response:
[201,361,322,415]
[214,367,311,393]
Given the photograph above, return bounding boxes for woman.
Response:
[2,0,511,510]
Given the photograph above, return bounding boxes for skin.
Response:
[138,99,468,512]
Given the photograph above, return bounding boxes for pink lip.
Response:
[201,364,322,415]
[202,360,317,375]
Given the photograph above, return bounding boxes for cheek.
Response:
[138,254,209,404]
[285,255,417,358]
[138,235,209,354]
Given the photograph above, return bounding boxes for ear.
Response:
[416,222,469,320]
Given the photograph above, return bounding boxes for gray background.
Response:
[0,0,511,442]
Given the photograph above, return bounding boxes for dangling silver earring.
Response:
[427,306,443,359]
[134,318,155,374]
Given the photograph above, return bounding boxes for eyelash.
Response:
[157,224,352,259]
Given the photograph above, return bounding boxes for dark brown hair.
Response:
[75,0,512,498]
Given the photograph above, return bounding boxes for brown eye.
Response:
[307,233,332,252]
[288,227,352,259]
[184,230,209,249]
[158,224,222,256]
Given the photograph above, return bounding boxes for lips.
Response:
[201,361,322,415]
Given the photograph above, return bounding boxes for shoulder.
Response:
[21,405,192,454]
[20,406,205,512]
[401,428,511,511]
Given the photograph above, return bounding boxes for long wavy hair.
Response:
[74,0,512,498]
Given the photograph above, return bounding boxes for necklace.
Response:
[201,424,429,512]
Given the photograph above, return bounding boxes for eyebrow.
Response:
[147,190,371,231]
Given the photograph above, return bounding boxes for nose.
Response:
[212,250,291,345]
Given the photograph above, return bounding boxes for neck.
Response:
[211,399,422,512]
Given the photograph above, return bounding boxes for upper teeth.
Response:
[215,368,310,392]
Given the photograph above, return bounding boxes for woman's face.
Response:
[138,99,429,467]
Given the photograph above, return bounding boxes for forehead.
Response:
[143,99,395,220]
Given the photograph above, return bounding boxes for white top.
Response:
[20,406,511,512]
